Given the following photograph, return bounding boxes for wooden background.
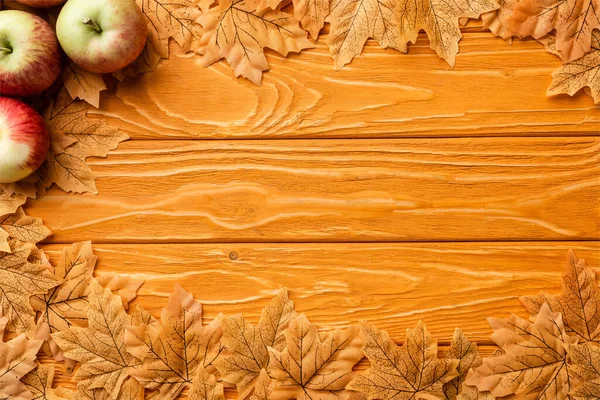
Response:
[28,24,600,397]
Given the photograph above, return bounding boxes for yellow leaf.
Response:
[347,321,459,399]
[197,0,314,85]
[267,314,362,400]
[216,288,296,398]
[62,60,107,108]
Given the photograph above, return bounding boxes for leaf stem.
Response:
[82,18,102,33]
[0,47,12,54]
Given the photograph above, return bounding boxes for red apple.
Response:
[0,10,61,97]
[0,97,49,183]
[56,0,147,74]
[14,0,67,7]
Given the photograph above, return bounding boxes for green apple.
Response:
[56,0,147,74]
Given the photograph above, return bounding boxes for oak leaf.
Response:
[22,364,70,400]
[62,61,107,108]
[197,0,314,85]
[327,0,403,69]
[215,288,296,398]
[137,0,204,58]
[348,321,458,400]
[190,367,226,400]
[267,313,363,400]
[508,0,600,63]
[443,328,482,399]
[0,313,43,400]
[249,370,273,400]
[466,303,580,399]
[51,280,144,400]
[547,31,600,104]
[521,250,600,342]
[395,0,500,66]
[0,239,60,335]
[567,342,600,399]
[125,285,223,400]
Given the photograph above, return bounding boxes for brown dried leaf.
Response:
[0,313,43,400]
[0,207,52,244]
[293,0,329,39]
[567,342,600,399]
[125,285,223,400]
[327,0,403,69]
[0,189,27,217]
[137,0,204,58]
[395,0,499,66]
[508,0,600,63]
[190,366,226,400]
[466,303,579,399]
[95,272,145,310]
[215,288,296,399]
[22,364,69,400]
[456,383,495,400]
[197,0,314,85]
[0,240,60,335]
[62,61,107,108]
[249,370,273,400]
[113,38,162,81]
[267,314,362,400]
[68,377,143,400]
[348,321,458,400]
[521,250,600,342]
[52,280,143,400]
[482,0,516,40]
[443,328,482,400]
[547,31,600,104]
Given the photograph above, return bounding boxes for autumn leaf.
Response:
[249,370,273,400]
[38,87,128,194]
[0,176,39,216]
[457,350,504,400]
[0,207,52,246]
[189,367,226,400]
[567,342,600,399]
[395,0,499,66]
[215,288,296,399]
[0,239,60,335]
[466,303,580,399]
[327,0,403,69]
[482,0,516,40]
[52,280,143,400]
[267,313,362,400]
[508,0,600,63]
[259,0,329,39]
[348,321,458,400]
[521,250,600,342]
[95,272,145,310]
[0,189,27,217]
[137,0,204,58]
[0,313,43,400]
[62,60,107,108]
[59,378,143,400]
[197,0,314,85]
[547,31,600,104]
[125,284,223,400]
[443,329,482,400]
[22,364,70,400]
[113,38,162,81]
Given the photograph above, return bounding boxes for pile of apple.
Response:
[0,0,146,183]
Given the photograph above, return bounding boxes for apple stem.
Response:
[82,18,102,33]
[0,47,12,54]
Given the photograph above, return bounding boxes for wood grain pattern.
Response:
[26,137,600,244]
[90,33,600,140]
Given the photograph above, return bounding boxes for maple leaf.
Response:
[215,288,296,398]
[0,189,27,218]
[567,342,600,398]
[482,0,516,40]
[521,250,600,342]
[189,366,226,400]
[95,272,145,310]
[259,0,329,39]
[137,0,204,58]
[327,0,403,69]
[0,207,52,246]
[547,31,600,104]
[267,313,362,400]
[0,239,60,335]
[249,370,273,400]
[113,38,162,81]
[466,303,580,399]
[0,313,43,400]
[51,280,143,400]
[443,329,482,399]
[125,284,223,400]
[62,60,107,108]
[395,0,500,66]
[0,176,38,217]
[348,321,458,400]
[38,87,128,194]
[22,364,69,400]
[197,0,314,85]
[508,0,600,63]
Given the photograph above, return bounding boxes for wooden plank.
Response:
[40,241,600,342]
[27,137,600,243]
[91,33,600,140]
